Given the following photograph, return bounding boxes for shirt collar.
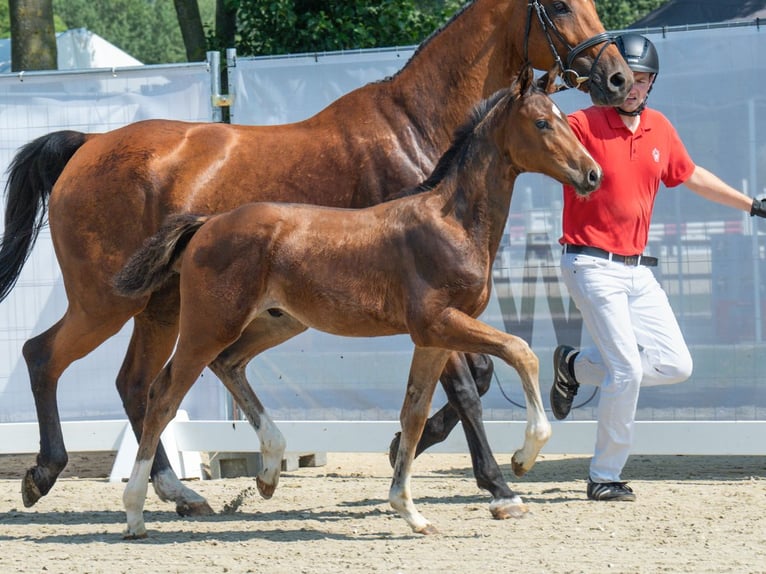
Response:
[604,106,653,133]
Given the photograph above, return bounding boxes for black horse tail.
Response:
[0,130,90,302]
[113,213,209,298]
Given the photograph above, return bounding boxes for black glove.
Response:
[750,198,766,218]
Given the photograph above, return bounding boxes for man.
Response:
[550,33,766,501]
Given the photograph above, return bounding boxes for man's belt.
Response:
[563,244,658,267]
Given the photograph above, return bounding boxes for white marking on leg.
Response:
[388,439,434,534]
[255,412,286,498]
[123,458,153,538]
[153,468,208,505]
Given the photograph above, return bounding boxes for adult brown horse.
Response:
[0,0,630,517]
[114,66,602,538]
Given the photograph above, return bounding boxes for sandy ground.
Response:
[0,451,764,574]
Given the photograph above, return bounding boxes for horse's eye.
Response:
[535,119,550,130]
[551,1,570,15]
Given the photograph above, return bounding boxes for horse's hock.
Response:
[203,451,327,479]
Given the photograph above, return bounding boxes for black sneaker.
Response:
[587,479,636,502]
[550,345,579,420]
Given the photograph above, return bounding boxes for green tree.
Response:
[52,0,191,64]
[596,0,667,31]
[174,0,207,61]
[10,0,57,71]
[233,0,463,57]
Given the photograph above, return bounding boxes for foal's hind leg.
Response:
[209,312,308,500]
[124,351,214,539]
[118,286,212,517]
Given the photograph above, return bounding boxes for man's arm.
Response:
[683,165,762,215]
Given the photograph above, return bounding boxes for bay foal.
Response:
[114,67,601,537]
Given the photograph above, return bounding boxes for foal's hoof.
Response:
[388,432,401,468]
[415,523,440,535]
[21,469,43,508]
[176,500,214,517]
[122,529,148,540]
[490,496,529,520]
[511,453,533,478]
[256,477,277,500]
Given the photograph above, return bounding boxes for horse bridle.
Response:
[524,0,615,89]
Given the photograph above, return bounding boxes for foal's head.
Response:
[498,65,602,196]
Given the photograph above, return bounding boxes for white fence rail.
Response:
[2,417,763,482]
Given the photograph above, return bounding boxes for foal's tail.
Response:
[113,213,209,298]
[0,130,90,302]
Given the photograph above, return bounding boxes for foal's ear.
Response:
[536,66,567,94]
[511,63,534,98]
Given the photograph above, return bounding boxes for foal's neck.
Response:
[440,139,516,255]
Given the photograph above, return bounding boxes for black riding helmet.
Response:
[614,33,658,116]
[615,33,659,74]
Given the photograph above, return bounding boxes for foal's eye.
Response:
[551,1,570,15]
[535,119,550,130]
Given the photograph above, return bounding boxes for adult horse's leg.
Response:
[442,354,525,518]
[208,312,308,500]
[21,300,141,507]
[389,346,449,535]
[116,283,213,517]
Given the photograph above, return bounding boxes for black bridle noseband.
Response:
[524,0,615,89]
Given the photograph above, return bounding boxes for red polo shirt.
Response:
[560,106,695,255]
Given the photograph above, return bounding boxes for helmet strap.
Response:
[615,74,655,117]
[616,97,647,116]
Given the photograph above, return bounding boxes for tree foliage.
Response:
[596,0,668,31]
[51,0,198,64]
[231,0,463,57]
[9,0,57,71]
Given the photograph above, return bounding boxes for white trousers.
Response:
[560,252,693,482]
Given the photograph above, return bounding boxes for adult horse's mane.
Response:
[392,86,514,200]
[374,2,474,85]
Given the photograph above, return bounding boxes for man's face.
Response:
[621,71,654,113]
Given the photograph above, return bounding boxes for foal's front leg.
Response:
[424,310,551,477]
[388,352,494,466]
[389,347,449,534]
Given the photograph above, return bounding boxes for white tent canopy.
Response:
[0,28,142,73]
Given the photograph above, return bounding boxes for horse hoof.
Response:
[122,529,148,540]
[415,523,439,535]
[490,497,528,520]
[511,454,532,478]
[21,469,43,508]
[176,500,214,517]
[256,477,277,500]
[388,432,401,468]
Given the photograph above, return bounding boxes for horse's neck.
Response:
[388,0,521,154]
[439,142,515,257]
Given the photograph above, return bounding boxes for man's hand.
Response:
[750,198,766,218]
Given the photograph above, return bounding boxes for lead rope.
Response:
[494,370,599,411]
